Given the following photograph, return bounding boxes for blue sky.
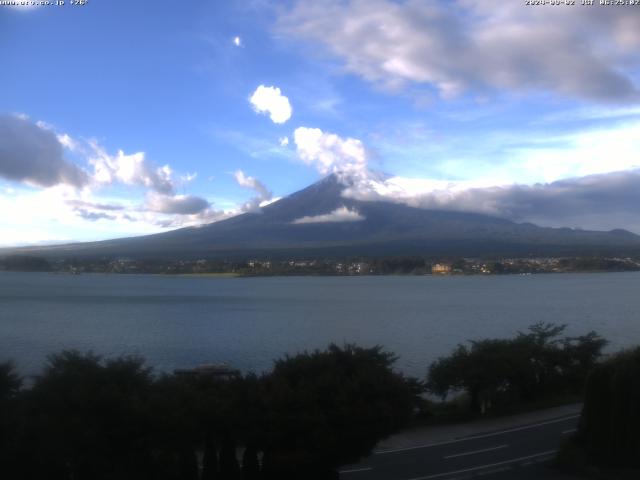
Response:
[2,0,640,245]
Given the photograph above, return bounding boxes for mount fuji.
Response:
[5,174,640,260]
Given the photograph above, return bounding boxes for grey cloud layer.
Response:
[0,115,89,187]
[280,0,640,102]
[66,199,125,211]
[345,169,640,233]
[67,200,127,223]
[146,193,211,215]
[75,209,118,222]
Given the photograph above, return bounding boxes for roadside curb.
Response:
[374,403,583,453]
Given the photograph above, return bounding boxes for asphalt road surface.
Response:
[339,412,580,480]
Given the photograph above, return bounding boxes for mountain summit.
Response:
[7,174,640,259]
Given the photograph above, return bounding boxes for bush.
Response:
[426,323,606,415]
[260,344,421,477]
[571,347,640,470]
[1,344,421,480]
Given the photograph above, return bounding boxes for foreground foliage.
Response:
[426,323,607,414]
[0,344,419,480]
[557,347,640,476]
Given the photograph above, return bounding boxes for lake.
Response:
[1,271,639,378]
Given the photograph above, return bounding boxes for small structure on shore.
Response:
[432,263,452,275]
[174,363,240,380]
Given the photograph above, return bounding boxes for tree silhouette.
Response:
[574,347,640,469]
[202,432,220,480]
[427,323,607,414]
[241,444,260,480]
[219,435,240,480]
[22,351,155,480]
[1,344,421,479]
[0,362,22,476]
[260,343,419,478]
[0,361,21,401]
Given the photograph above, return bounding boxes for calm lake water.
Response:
[1,271,639,378]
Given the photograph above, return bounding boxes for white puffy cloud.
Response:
[57,133,219,228]
[233,36,242,47]
[180,172,198,183]
[234,169,273,212]
[234,170,270,196]
[279,136,289,147]
[293,127,368,176]
[89,144,175,195]
[56,133,79,151]
[279,0,640,103]
[0,115,89,188]
[249,85,292,124]
[292,206,365,224]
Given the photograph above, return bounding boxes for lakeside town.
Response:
[2,254,639,276]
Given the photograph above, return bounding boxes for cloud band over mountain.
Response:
[342,169,640,233]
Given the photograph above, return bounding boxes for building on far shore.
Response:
[432,263,452,275]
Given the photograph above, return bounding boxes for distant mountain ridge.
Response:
[4,174,640,260]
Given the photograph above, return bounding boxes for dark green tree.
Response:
[427,339,523,413]
[202,433,219,480]
[0,362,22,476]
[3,344,423,480]
[178,448,199,480]
[219,436,241,480]
[260,343,420,478]
[241,444,260,480]
[22,351,155,480]
[560,331,608,391]
[0,361,21,400]
[1,255,51,272]
[148,374,202,480]
[573,347,640,469]
[427,323,607,415]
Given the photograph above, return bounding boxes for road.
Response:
[339,407,581,480]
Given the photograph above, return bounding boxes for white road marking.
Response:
[375,414,580,455]
[562,428,577,435]
[339,467,373,474]
[443,444,508,459]
[405,450,558,480]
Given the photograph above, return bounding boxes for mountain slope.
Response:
[5,174,640,259]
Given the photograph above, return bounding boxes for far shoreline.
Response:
[1,269,640,278]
